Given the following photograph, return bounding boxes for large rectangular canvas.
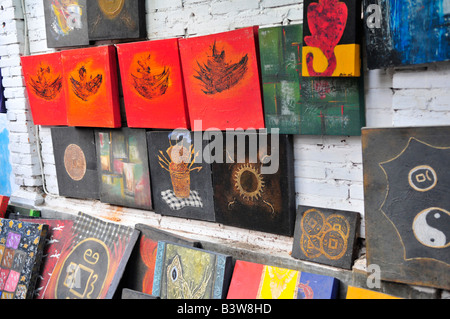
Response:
[364,0,450,70]
[0,218,48,299]
[147,131,215,222]
[21,52,67,126]
[43,212,140,299]
[116,38,190,129]
[179,27,265,131]
[152,241,233,299]
[51,127,100,200]
[259,24,365,135]
[302,0,362,77]
[362,126,450,290]
[61,45,121,128]
[96,128,152,210]
[43,0,89,48]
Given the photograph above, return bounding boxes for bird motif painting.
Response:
[29,64,63,101]
[70,66,103,102]
[131,54,171,100]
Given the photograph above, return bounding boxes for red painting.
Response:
[21,52,67,126]
[179,27,265,131]
[116,38,190,129]
[61,45,121,128]
[0,196,8,218]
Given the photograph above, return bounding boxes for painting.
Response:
[259,24,365,135]
[44,212,140,299]
[292,206,360,270]
[178,27,265,131]
[43,0,89,48]
[61,45,121,128]
[364,0,450,70]
[346,286,400,299]
[121,224,201,296]
[21,52,67,126]
[0,119,13,197]
[0,218,48,299]
[87,0,146,41]
[116,38,190,129]
[210,132,296,236]
[51,127,100,200]
[96,128,152,210]
[0,197,8,218]
[147,131,215,222]
[302,0,362,77]
[227,260,339,299]
[152,241,232,299]
[362,126,450,290]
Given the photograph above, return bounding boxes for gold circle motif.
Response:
[97,0,125,19]
[233,164,264,202]
[408,165,438,192]
[64,144,87,182]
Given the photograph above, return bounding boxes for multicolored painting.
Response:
[302,0,361,77]
[87,0,146,41]
[147,131,215,222]
[43,0,89,48]
[362,126,450,290]
[96,128,152,210]
[227,260,339,299]
[0,218,48,299]
[44,212,140,299]
[116,38,190,129]
[346,286,401,299]
[152,242,232,299]
[364,0,450,69]
[21,52,67,126]
[259,24,365,135]
[178,27,265,131]
[61,45,121,128]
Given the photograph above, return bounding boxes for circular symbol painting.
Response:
[64,144,87,181]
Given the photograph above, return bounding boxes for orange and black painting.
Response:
[179,27,265,131]
[21,52,67,126]
[117,38,190,129]
[61,45,121,128]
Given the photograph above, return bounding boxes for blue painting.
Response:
[364,0,450,69]
[0,64,6,114]
[0,119,12,196]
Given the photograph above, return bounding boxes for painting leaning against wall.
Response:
[0,117,13,196]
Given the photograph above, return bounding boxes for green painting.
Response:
[258,24,365,136]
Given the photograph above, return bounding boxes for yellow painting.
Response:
[346,286,401,299]
[257,266,299,299]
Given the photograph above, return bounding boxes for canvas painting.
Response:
[362,126,450,290]
[0,218,48,299]
[96,128,152,210]
[21,52,67,126]
[292,206,360,270]
[0,197,9,218]
[210,132,296,236]
[51,127,100,200]
[178,27,265,131]
[259,24,365,135]
[87,0,146,41]
[346,286,401,299]
[227,260,339,299]
[302,0,362,77]
[44,212,140,299]
[61,45,121,128]
[152,241,233,299]
[116,38,190,129]
[43,0,89,48]
[147,131,216,222]
[364,0,450,70]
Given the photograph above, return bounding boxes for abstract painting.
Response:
[364,0,450,69]
[362,126,450,290]
[179,27,265,131]
[259,24,365,135]
[292,206,360,270]
[227,260,339,299]
[87,0,146,41]
[346,286,401,299]
[121,224,201,296]
[44,212,140,299]
[147,131,215,222]
[21,52,67,126]
[302,0,361,77]
[0,218,48,299]
[61,45,121,128]
[51,127,100,200]
[116,38,190,129]
[96,128,152,210]
[43,0,89,48]
[152,242,232,299]
[210,132,296,236]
